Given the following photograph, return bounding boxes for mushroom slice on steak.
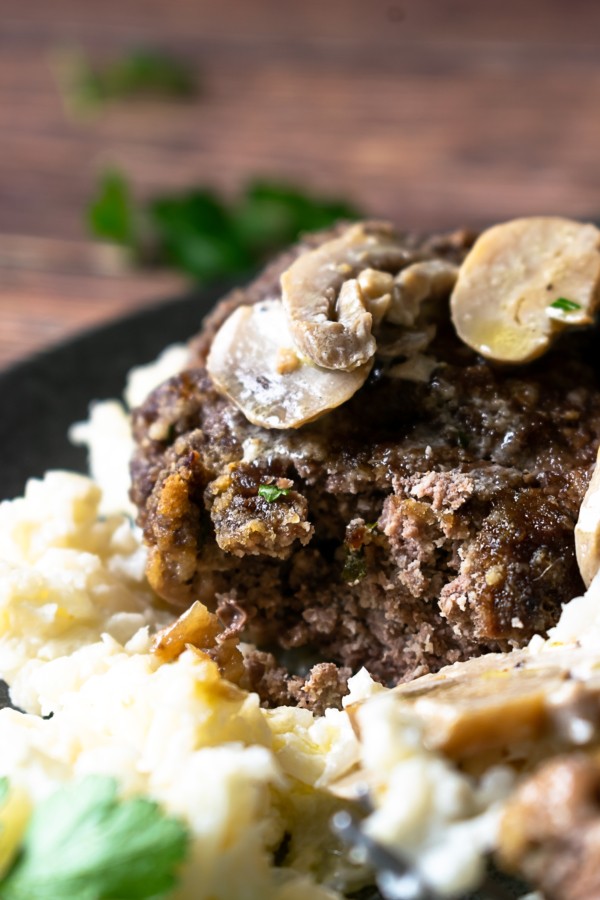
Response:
[206,298,372,429]
[451,217,600,364]
[344,644,600,767]
[280,221,408,370]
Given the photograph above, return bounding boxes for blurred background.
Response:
[3,0,600,368]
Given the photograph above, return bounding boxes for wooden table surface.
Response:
[4,0,600,369]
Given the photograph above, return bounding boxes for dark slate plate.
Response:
[0,286,226,501]
[0,287,527,899]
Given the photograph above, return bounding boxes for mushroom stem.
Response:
[280,222,408,371]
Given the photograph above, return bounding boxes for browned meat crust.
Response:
[243,650,351,716]
[130,223,600,708]
[499,754,600,900]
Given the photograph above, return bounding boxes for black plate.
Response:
[0,286,228,501]
[0,288,527,899]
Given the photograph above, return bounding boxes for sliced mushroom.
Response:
[151,600,246,684]
[280,222,408,371]
[342,644,600,770]
[357,268,395,327]
[151,600,221,663]
[451,217,600,364]
[387,258,459,327]
[207,299,372,429]
[575,447,600,588]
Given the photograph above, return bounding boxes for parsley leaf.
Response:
[88,171,138,249]
[342,549,367,584]
[258,484,290,502]
[149,190,253,280]
[88,172,361,283]
[233,181,361,258]
[1,776,189,899]
[60,49,196,112]
[549,297,581,312]
[98,49,196,100]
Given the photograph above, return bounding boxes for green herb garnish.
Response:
[0,776,189,899]
[148,189,253,281]
[342,549,367,584]
[549,298,582,312]
[88,170,138,250]
[88,172,361,282]
[234,181,361,257]
[258,485,290,502]
[58,48,196,112]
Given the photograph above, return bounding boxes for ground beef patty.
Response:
[130,224,600,707]
[499,754,600,900]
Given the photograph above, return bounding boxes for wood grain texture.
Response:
[3,0,600,367]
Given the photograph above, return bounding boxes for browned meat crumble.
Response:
[500,754,600,900]
[130,224,600,709]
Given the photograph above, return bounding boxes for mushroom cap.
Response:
[280,222,408,371]
[450,217,600,364]
[206,299,372,429]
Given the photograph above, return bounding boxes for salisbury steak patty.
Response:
[131,224,600,700]
[499,754,600,900]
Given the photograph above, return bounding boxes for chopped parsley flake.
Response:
[0,775,189,899]
[342,549,367,584]
[258,484,290,502]
[549,297,581,312]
